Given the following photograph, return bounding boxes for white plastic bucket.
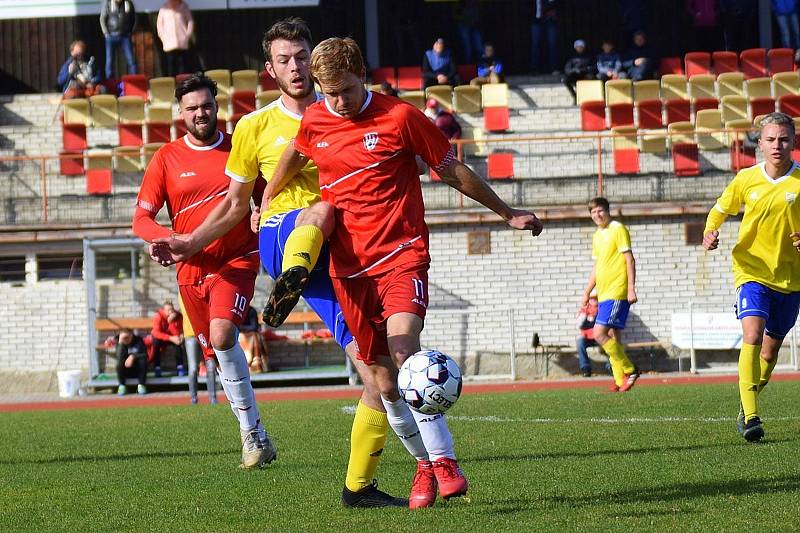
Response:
[57,370,82,398]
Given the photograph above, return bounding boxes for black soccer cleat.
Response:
[742,416,765,443]
[341,480,409,508]
[264,266,310,328]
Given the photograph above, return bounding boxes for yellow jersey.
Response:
[712,161,800,293]
[224,96,320,226]
[592,220,632,301]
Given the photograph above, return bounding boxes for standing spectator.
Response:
[720,0,758,52]
[57,40,103,99]
[531,0,559,75]
[471,43,504,86]
[622,31,658,81]
[238,305,267,373]
[151,300,186,377]
[116,328,148,395]
[157,0,194,77]
[422,37,460,88]
[424,98,462,140]
[454,0,483,63]
[562,39,595,105]
[575,291,606,377]
[100,0,138,80]
[596,40,625,82]
[773,0,800,50]
[182,297,217,405]
[686,0,722,51]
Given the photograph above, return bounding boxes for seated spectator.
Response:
[56,40,103,99]
[423,37,461,88]
[562,39,595,105]
[425,98,462,140]
[575,291,610,377]
[116,328,148,395]
[596,39,625,82]
[622,31,658,81]
[151,300,186,378]
[471,43,504,86]
[239,304,267,373]
[379,80,399,97]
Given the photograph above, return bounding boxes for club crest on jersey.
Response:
[786,192,797,204]
[363,131,379,151]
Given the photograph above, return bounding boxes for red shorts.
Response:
[331,261,429,364]
[179,258,258,358]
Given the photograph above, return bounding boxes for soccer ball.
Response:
[398,350,463,415]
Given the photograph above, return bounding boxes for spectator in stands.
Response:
[686,0,722,52]
[157,0,194,77]
[596,39,625,82]
[562,39,595,105]
[150,300,186,378]
[424,98,462,140]
[116,328,148,395]
[471,43,504,86]
[378,80,398,97]
[720,0,758,52]
[181,296,217,405]
[100,0,138,80]
[239,305,266,373]
[621,31,658,81]
[530,0,559,75]
[575,291,605,377]
[773,0,800,50]
[57,40,103,99]
[454,0,483,63]
[422,37,461,88]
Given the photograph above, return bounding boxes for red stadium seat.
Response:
[768,48,795,74]
[685,52,711,78]
[613,147,639,174]
[665,100,691,124]
[232,91,256,114]
[580,101,606,131]
[730,139,756,171]
[793,132,800,161]
[259,70,278,91]
[635,100,663,128]
[121,74,148,98]
[487,152,514,179]
[59,151,84,176]
[118,123,143,147]
[693,98,719,113]
[740,48,768,79]
[672,143,701,176]
[608,103,634,127]
[173,118,188,139]
[779,94,800,117]
[712,51,739,74]
[750,97,776,117]
[457,64,477,83]
[659,57,684,76]
[483,106,510,132]
[146,122,171,144]
[62,122,87,152]
[87,168,112,195]
[371,67,396,86]
[397,66,423,90]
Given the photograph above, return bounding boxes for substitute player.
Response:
[704,112,800,443]
[150,20,405,508]
[581,197,640,392]
[132,73,275,469]
[263,37,543,508]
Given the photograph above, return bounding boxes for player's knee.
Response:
[742,331,763,345]
[209,322,236,351]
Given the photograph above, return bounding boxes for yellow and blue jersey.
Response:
[592,220,632,301]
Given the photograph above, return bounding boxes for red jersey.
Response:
[151,309,183,341]
[293,91,454,278]
[133,132,259,285]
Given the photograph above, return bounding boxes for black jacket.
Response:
[100,0,136,37]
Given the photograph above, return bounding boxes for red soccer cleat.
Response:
[608,382,620,392]
[619,368,641,392]
[432,457,468,499]
[409,460,437,509]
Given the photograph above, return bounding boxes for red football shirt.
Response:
[133,132,259,285]
[294,91,454,278]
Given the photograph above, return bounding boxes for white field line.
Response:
[337,406,800,424]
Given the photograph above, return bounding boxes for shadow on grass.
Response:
[1,448,239,466]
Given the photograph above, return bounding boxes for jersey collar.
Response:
[182,130,224,151]
[277,93,322,120]
[323,90,373,118]
[759,160,798,185]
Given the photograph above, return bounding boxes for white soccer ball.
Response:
[398,350,463,415]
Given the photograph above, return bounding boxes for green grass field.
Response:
[3,382,800,532]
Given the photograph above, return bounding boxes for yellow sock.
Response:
[738,343,761,421]
[345,401,388,492]
[281,224,324,273]
[758,355,778,392]
[602,338,635,386]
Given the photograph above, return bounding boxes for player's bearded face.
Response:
[180,89,218,142]
[267,39,313,100]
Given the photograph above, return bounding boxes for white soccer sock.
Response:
[381,396,429,461]
[411,410,455,461]
[214,343,262,436]
[216,365,242,426]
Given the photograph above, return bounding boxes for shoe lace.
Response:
[434,459,459,481]
[413,464,435,489]
[242,431,263,453]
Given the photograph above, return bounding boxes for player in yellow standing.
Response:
[703,112,800,443]
[581,197,640,392]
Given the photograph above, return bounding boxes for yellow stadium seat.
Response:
[86,148,113,169]
[576,80,604,105]
[481,83,509,107]
[143,142,164,168]
[148,76,175,106]
[205,69,232,97]
[113,146,142,172]
[725,118,754,147]
[400,90,426,110]
[232,69,258,93]
[453,85,481,113]
[689,74,716,103]
[661,74,688,101]
[89,94,118,127]
[773,71,800,98]
[721,95,749,123]
[667,121,695,145]
[695,109,726,150]
[633,80,660,103]
[63,98,91,126]
[640,129,667,153]
[257,90,281,108]
[216,94,231,120]
[117,96,145,124]
[746,77,772,100]
[605,79,633,105]
[717,72,745,98]
[426,85,453,110]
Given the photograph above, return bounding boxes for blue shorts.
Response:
[596,299,630,330]
[258,209,353,350]
[736,281,800,339]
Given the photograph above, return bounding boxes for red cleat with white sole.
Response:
[409,460,437,509]
[432,457,468,499]
[619,368,641,392]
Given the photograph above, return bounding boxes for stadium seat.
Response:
[59,150,84,176]
[793,116,800,159]
[232,91,256,114]
[779,94,800,116]
[746,77,775,117]
[727,118,756,170]
[580,100,607,131]
[712,51,738,75]
[259,70,278,91]
[483,106,510,132]
[740,48,768,79]
[636,99,663,128]
[86,168,112,195]
[117,96,145,147]
[576,80,604,105]
[62,100,90,151]
[122,74,148,99]
[605,80,633,127]
[397,66,423,90]
[773,71,800,97]
[143,142,164,167]
[721,95,749,124]
[231,69,258,92]
[767,48,795,74]
[486,152,514,179]
[113,146,142,172]
[611,126,640,174]
[399,90,426,110]
[633,80,660,102]
[640,129,667,153]
[452,85,481,113]
[149,77,175,105]
[668,121,701,176]
[481,83,509,107]
[175,73,192,83]
[658,56,684,75]
[62,121,87,152]
[688,74,718,113]
[457,64,477,84]
[174,118,188,138]
[257,90,281,108]
[426,85,453,110]
[371,67,396,86]
[63,98,91,125]
[216,94,231,121]
[661,74,691,124]
[89,94,118,127]
[695,109,725,151]
[118,123,143,147]
[146,121,171,144]
[205,69,232,96]
[685,52,711,78]
[717,72,745,98]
